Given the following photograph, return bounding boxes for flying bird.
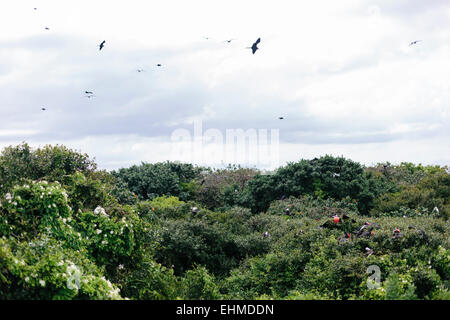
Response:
[247,38,261,54]
[136,69,145,73]
[41,107,46,111]
[156,64,162,67]
[278,117,284,120]
[409,40,421,46]
[85,91,94,94]
[44,27,50,30]
[98,40,106,51]
[224,38,237,43]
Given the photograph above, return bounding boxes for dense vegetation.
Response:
[0,143,448,300]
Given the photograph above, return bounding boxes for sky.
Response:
[0,0,449,170]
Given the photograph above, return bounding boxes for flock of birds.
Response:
[32,6,423,121]
[33,6,265,115]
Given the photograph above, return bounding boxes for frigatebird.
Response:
[85,91,94,95]
[247,38,261,54]
[156,64,162,67]
[99,40,106,51]
[41,107,46,111]
[279,117,284,120]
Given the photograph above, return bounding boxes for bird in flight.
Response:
[156,64,162,67]
[247,38,261,54]
[45,27,50,30]
[409,40,421,46]
[41,107,46,111]
[278,117,284,120]
[204,37,212,40]
[224,38,237,43]
[98,40,106,50]
[85,94,95,99]
[85,91,94,95]
[137,69,145,73]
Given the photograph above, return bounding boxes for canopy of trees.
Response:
[1,143,449,300]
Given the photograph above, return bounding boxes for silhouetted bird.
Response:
[224,39,236,43]
[45,27,50,30]
[409,40,421,46]
[156,64,162,67]
[99,40,106,51]
[137,69,145,72]
[41,107,46,111]
[248,38,261,54]
[204,37,212,40]
[279,117,284,120]
[85,91,94,95]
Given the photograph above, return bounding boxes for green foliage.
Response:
[181,265,221,300]
[242,155,385,214]
[266,195,359,219]
[112,161,203,202]
[0,143,96,194]
[0,236,122,299]
[195,166,258,210]
[1,144,449,300]
[118,255,180,300]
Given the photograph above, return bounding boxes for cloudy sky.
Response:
[0,0,449,170]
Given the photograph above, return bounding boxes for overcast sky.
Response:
[0,0,449,170]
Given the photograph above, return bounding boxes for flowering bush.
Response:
[0,181,82,245]
[0,236,122,299]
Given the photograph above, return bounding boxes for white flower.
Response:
[94,206,108,217]
[39,279,46,287]
[12,202,17,206]
[5,193,12,202]
[57,261,64,266]
[25,277,30,282]
[62,218,67,223]
[118,264,124,270]
[52,203,57,208]
[96,229,102,234]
